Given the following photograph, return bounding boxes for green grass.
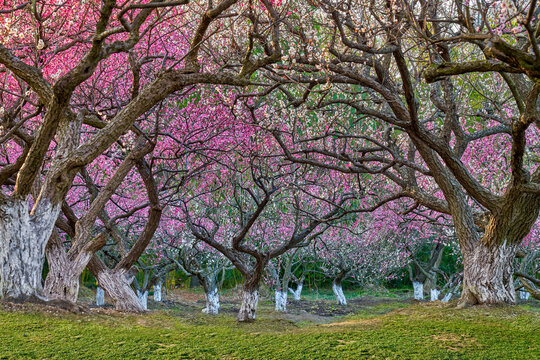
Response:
[0,303,538,359]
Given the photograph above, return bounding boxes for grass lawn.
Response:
[0,300,538,359]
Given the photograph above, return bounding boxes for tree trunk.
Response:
[203,286,220,315]
[459,241,518,306]
[153,280,162,302]
[43,231,95,303]
[136,289,148,310]
[91,263,144,311]
[289,279,303,301]
[332,279,347,306]
[519,290,530,300]
[274,290,287,312]
[413,281,424,300]
[430,288,441,301]
[238,284,259,322]
[96,287,105,306]
[0,198,59,301]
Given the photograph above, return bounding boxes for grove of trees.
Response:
[0,0,538,321]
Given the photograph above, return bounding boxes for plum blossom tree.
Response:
[266,247,307,311]
[179,149,366,321]
[259,0,539,306]
[313,212,409,306]
[0,0,284,303]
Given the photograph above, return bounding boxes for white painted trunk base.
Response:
[96,287,105,306]
[333,282,347,306]
[154,283,162,302]
[441,292,453,302]
[137,290,148,310]
[519,290,530,300]
[202,288,220,315]
[413,281,424,300]
[274,291,288,312]
[430,289,441,301]
[238,289,259,322]
[289,283,303,301]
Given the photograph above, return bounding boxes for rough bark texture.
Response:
[89,258,144,312]
[237,286,259,322]
[413,281,424,300]
[202,287,220,315]
[459,241,518,306]
[0,198,59,301]
[332,280,347,306]
[274,290,287,312]
[43,231,101,303]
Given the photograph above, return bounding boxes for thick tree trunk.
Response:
[274,290,287,312]
[43,266,79,304]
[238,284,259,322]
[332,279,347,306]
[91,265,144,312]
[203,287,220,315]
[460,241,518,306]
[413,281,424,300]
[0,198,59,301]
[43,232,94,303]
[96,287,105,306]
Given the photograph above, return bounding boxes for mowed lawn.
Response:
[0,302,538,359]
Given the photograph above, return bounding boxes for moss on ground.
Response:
[0,302,538,359]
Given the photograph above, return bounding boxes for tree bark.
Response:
[274,290,287,312]
[332,277,347,306]
[136,289,148,310]
[238,283,259,322]
[201,274,220,315]
[88,257,144,312]
[203,286,220,315]
[0,197,59,301]
[413,281,424,300]
[459,241,518,306]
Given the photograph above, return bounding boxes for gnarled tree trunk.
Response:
[0,198,59,302]
[460,241,518,306]
[88,256,144,312]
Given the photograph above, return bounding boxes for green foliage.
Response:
[0,304,537,359]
